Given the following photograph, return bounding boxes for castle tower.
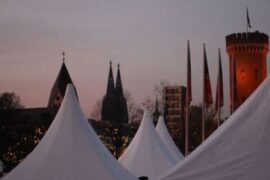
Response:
[48,52,76,108]
[226,31,269,112]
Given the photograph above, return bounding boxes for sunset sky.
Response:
[0,0,270,117]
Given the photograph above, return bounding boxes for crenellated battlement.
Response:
[226,31,268,47]
[226,31,269,54]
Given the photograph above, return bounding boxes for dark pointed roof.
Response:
[106,61,115,96]
[48,61,74,107]
[115,64,124,96]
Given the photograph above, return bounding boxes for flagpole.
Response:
[246,18,248,35]
[202,92,206,141]
[202,44,206,142]
[217,48,221,127]
[218,106,221,127]
[202,44,213,142]
[185,84,189,156]
[185,40,191,156]
[217,80,220,127]
[246,7,252,37]
[231,55,233,113]
[246,7,248,34]
[202,102,205,141]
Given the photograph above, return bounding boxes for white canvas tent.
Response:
[156,116,184,162]
[160,76,270,180]
[119,110,177,179]
[3,84,136,180]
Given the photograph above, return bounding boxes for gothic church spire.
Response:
[101,62,129,125]
[115,64,124,96]
[106,61,115,96]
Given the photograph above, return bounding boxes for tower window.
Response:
[241,69,246,79]
[254,69,259,79]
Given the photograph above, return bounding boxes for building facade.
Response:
[164,86,186,149]
[226,31,269,112]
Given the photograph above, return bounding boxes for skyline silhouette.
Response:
[0,0,270,117]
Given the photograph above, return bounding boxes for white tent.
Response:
[156,116,184,162]
[160,76,270,180]
[3,84,136,180]
[119,110,177,179]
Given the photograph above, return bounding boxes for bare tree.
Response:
[141,96,155,114]
[0,92,23,110]
[153,80,170,97]
[90,98,103,120]
[153,80,171,114]
[124,90,143,122]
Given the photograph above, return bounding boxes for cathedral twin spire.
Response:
[102,61,128,125]
[48,55,128,125]
[106,61,114,96]
[116,64,124,96]
[106,61,124,98]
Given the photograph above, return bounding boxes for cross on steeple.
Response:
[62,51,66,62]
[106,61,115,96]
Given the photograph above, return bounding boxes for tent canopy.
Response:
[119,110,177,179]
[160,76,270,180]
[3,84,136,180]
[156,116,184,162]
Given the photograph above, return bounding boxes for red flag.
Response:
[187,40,192,105]
[203,44,213,108]
[247,7,252,28]
[215,48,224,111]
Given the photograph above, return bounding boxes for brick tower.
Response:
[226,31,269,112]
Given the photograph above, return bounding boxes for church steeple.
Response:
[48,52,76,108]
[62,51,66,62]
[115,64,124,96]
[106,61,115,97]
